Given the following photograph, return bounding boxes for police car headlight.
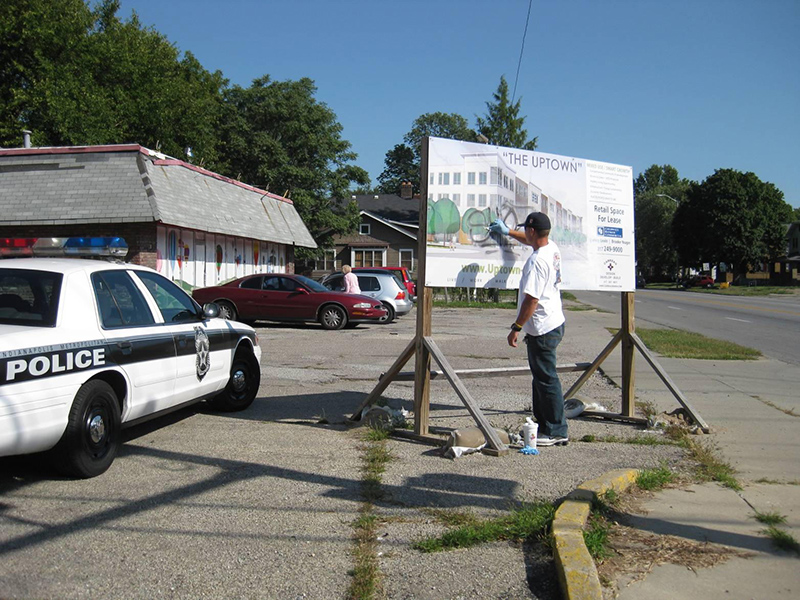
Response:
[353,302,372,309]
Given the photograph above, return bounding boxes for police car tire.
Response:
[54,380,121,479]
[209,352,259,412]
[217,301,237,321]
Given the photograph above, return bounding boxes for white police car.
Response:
[0,237,262,478]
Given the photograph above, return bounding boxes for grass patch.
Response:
[432,300,517,309]
[607,327,761,360]
[688,438,741,491]
[697,286,796,297]
[566,304,597,312]
[753,511,787,526]
[348,506,382,600]
[763,525,800,555]
[347,429,395,599]
[637,465,676,491]
[561,291,577,302]
[583,513,612,560]
[754,478,800,486]
[579,433,676,447]
[414,502,555,553]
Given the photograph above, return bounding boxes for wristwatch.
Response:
[510,322,523,332]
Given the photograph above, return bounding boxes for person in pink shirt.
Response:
[342,264,361,294]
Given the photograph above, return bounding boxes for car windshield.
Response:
[295,275,329,292]
[0,268,62,327]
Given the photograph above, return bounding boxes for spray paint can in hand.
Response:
[522,417,538,448]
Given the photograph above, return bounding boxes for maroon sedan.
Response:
[192,274,388,330]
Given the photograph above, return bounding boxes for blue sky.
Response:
[120,0,799,208]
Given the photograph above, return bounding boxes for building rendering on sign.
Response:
[0,144,316,288]
[427,150,584,245]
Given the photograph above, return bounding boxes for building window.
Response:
[478,194,487,207]
[428,193,433,201]
[359,223,370,235]
[429,172,435,184]
[453,172,461,185]
[400,249,414,272]
[479,171,487,185]
[353,248,385,267]
[438,194,448,200]
[452,193,461,206]
[490,167,499,185]
[467,172,475,185]
[467,194,476,207]
[438,172,450,185]
[315,249,336,271]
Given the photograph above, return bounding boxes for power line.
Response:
[512,0,534,104]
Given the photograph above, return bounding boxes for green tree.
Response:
[376,143,417,195]
[0,0,226,168]
[633,164,689,281]
[672,169,793,279]
[404,112,476,161]
[793,206,800,222]
[475,76,537,150]
[219,75,368,253]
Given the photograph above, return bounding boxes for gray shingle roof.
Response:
[0,145,316,248]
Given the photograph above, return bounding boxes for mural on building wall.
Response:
[156,226,288,288]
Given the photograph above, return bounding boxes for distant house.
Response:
[310,186,420,279]
[0,144,316,288]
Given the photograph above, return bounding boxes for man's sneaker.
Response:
[537,435,568,447]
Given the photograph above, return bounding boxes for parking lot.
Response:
[0,307,683,599]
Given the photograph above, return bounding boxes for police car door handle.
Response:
[116,341,132,355]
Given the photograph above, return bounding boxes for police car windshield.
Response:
[0,269,62,328]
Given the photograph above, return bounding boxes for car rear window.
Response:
[0,268,62,327]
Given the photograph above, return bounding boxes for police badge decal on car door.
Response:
[195,326,210,380]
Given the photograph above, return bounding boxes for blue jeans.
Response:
[525,323,567,437]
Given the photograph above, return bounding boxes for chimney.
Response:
[22,130,32,148]
[400,181,413,199]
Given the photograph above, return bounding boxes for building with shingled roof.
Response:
[0,144,316,288]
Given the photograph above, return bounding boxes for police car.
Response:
[0,237,262,478]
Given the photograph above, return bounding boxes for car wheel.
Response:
[320,304,347,330]
[704,283,712,289]
[217,301,237,321]
[53,380,121,478]
[209,352,260,412]
[379,303,395,324]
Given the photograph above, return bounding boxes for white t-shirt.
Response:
[518,240,565,336]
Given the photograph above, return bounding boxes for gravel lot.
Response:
[0,305,684,599]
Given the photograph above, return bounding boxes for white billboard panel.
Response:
[425,137,635,291]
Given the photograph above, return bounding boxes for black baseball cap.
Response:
[518,212,551,231]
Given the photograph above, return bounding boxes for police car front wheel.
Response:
[209,352,259,412]
[53,380,121,479]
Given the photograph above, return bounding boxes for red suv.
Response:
[353,267,416,299]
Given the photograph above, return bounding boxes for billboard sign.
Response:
[425,137,635,291]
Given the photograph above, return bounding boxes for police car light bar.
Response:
[0,237,128,258]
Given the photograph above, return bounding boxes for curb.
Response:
[552,468,639,600]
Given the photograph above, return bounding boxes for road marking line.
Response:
[667,306,683,310]
[725,317,751,323]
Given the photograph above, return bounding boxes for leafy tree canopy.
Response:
[476,76,537,150]
[376,143,417,195]
[403,112,476,163]
[672,169,792,276]
[633,164,690,281]
[219,76,368,253]
[0,0,227,169]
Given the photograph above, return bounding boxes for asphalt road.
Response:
[571,288,800,366]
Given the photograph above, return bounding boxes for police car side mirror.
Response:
[203,303,220,319]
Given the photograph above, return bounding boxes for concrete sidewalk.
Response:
[591,311,800,598]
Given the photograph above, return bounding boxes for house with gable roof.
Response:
[0,144,316,288]
[310,184,420,280]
